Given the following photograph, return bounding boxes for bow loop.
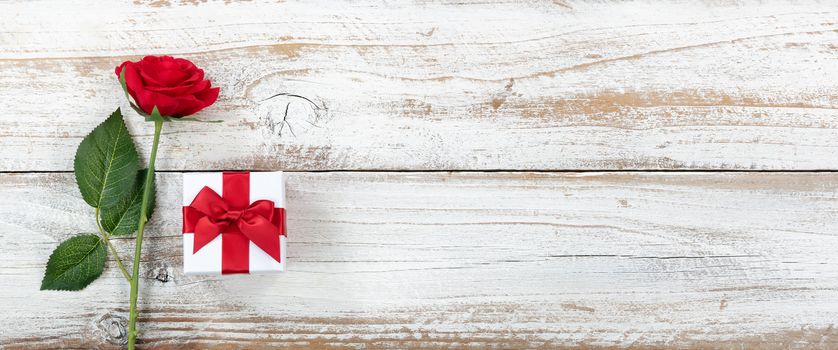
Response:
[188,187,229,217]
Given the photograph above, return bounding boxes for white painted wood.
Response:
[1,172,837,348]
[1,1,838,171]
[3,1,838,348]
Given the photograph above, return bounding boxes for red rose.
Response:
[115,56,220,118]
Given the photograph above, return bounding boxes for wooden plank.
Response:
[1,172,837,348]
[2,1,838,171]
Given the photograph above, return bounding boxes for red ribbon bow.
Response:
[182,172,285,274]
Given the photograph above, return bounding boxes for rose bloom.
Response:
[115,56,219,118]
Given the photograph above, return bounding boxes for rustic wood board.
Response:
[1,172,837,349]
[1,1,838,171]
[3,0,838,348]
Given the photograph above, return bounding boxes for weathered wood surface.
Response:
[2,1,838,171]
[1,172,837,349]
[4,0,838,349]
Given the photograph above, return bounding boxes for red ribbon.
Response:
[183,172,285,274]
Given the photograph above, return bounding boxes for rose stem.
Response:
[95,207,131,282]
[128,119,163,350]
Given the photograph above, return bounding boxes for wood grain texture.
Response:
[3,1,838,349]
[2,0,838,171]
[1,172,837,349]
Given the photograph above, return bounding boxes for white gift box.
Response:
[182,172,287,275]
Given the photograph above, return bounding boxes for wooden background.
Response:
[1,0,837,348]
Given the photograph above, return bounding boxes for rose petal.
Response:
[181,68,205,86]
[195,86,220,106]
[122,63,148,107]
[114,61,130,77]
[146,79,209,97]
[146,68,190,87]
[179,87,219,117]
[172,94,208,117]
[131,85,180,116]
[173,57,198,71]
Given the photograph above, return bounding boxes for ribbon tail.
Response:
[193,217,225,254]
[238,217,281,263]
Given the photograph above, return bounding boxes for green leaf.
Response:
[40,234,107,291]
[74,108,139,209]
[100,169,155,236]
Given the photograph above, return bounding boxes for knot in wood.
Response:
[97,313,127,345]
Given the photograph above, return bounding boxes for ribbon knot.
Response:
[183,186,282,263]
[223,209,244,222]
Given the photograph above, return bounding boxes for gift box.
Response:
[182,172,287,274]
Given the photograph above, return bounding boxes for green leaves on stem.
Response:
[101,169,155,236]
[74,109,139,209]
[41,108,156,291]
[40,234,107,291]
